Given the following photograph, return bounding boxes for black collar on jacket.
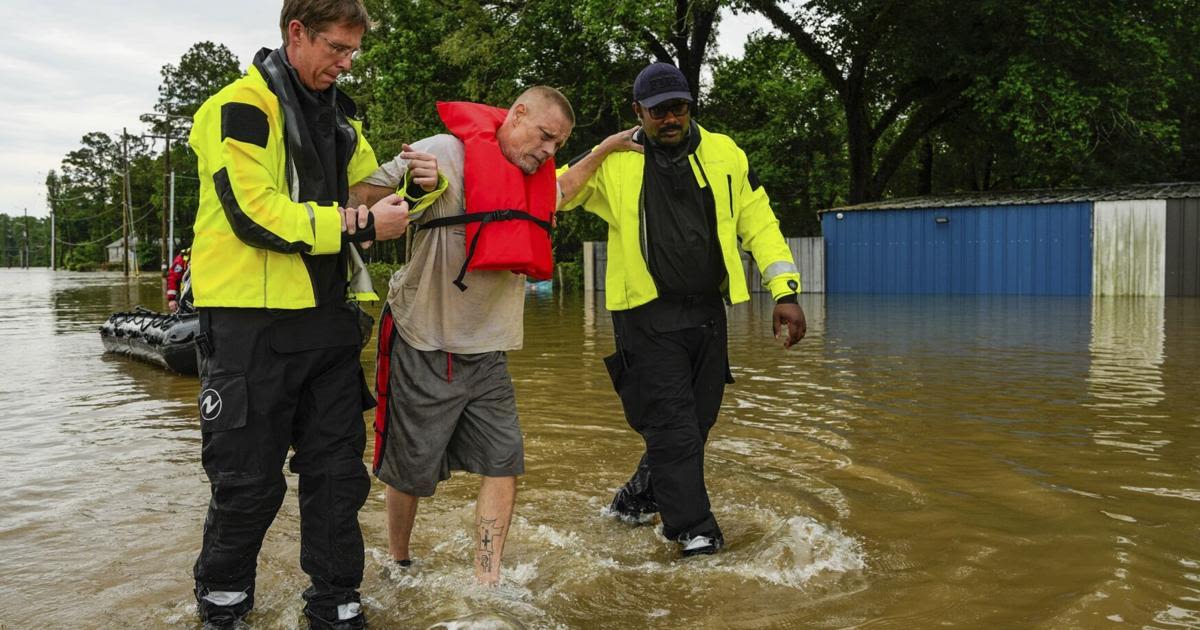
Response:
[252,47,358,206]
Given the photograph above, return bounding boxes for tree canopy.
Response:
[43,1,1200,271]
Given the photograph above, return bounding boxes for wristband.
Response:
[341,211,376,243]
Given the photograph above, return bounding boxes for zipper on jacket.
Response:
[690,152,733,304]
[638,187,659,292]
[727,174,734,217]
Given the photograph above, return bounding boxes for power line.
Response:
[46,191,106,203]
[48,206,118,222]
[53,205,159,246]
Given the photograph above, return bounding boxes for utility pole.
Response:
[169,171,176,265]
[141,112,190,275]
[122,127,130,276]
[50,206,55,271]
[22,208,29,269]
[127,161,138,277]
[161,132,171,274]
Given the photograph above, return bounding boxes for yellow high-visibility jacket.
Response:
[560,124,801,311]
[189,62,439,308]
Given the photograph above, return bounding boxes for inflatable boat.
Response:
[100,307,200,375]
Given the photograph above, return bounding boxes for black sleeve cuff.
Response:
[776,293,798,305]
[404,176,428,201]
[341,211,376,243]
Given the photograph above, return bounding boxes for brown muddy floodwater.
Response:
[1,268,1199,629]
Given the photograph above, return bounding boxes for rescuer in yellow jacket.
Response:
[189,47,434,308]
[185,2,440,628]
[557,62,807,558]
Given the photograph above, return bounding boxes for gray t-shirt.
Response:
[363,134,526,354]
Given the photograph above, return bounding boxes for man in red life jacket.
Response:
[166,247,190,313]
[350,86,574,586]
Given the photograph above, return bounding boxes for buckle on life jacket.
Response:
[419,209,551,291]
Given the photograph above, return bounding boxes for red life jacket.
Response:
[427,101,555,290]
[166,251,189,299]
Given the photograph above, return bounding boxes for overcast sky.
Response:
[0,2,770,218]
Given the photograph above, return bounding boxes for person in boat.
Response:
[166,247,190,313]
[349,87,573,586]
[185,1,430,628]
[556,62,807,557]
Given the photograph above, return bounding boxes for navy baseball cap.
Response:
[633,62,693,108]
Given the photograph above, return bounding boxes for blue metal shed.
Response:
[820,183,1200,296]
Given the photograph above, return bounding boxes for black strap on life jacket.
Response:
[417,209,552,291]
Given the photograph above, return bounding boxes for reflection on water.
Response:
[1088,298,1169,461]
[1,269,1199,628]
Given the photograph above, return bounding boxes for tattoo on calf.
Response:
[477,517,504,553]
[476,517,505,573]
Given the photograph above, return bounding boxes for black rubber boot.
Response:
[609,456,658,523]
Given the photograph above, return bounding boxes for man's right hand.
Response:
[556,126,643,211]
[370,193,410,242]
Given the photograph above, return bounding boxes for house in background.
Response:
[106,236,140,268]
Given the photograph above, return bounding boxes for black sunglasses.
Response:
[645,101,690,120]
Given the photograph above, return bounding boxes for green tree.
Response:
[707,34,846,235]
[938,1,1178,192]
[741,0,1029,203]
[146,41,242,266]
[48,130,154,270]
[152,41,242,129]
[0,214,51,267]
[741,0,1187,202]
[56,132,125,267]
[572,0,720,108]
[1166,0,1200,180]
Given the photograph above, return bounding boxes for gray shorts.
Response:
[374,333,524,497]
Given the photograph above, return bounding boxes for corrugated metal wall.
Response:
[586,237,825,294]
[741,237,824,293]
[822,203,1093,295]
[1165,199,1200,296]
[1092,200,1166,296]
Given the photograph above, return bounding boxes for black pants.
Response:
[605,297,729,541]
[193,306,373,621]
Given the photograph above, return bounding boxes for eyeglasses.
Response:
[645,101,690,120]
[305,25,361,61]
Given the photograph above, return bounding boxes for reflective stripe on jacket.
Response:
[188,64,379,308]
[560,124,800,311]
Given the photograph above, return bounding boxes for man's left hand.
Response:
[340,204,374,248]
[772,302,807,349]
